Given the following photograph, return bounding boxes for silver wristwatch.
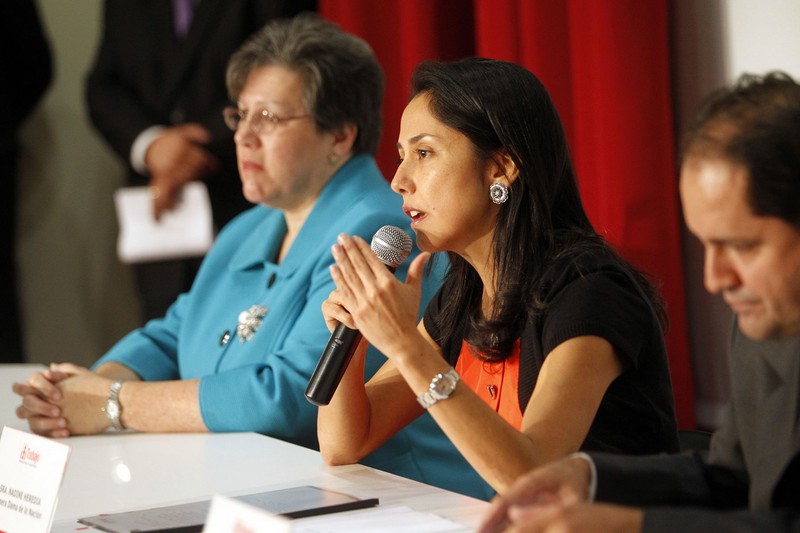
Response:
[102,381,124,431]
[417,367,460,409]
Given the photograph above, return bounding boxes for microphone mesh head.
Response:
[371,225,413,267]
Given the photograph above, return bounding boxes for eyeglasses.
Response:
[222,106,312,135]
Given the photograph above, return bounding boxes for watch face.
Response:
[431,374,454,399]
[106,401,120,420]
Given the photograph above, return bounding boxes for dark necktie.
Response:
[173,0,195,39]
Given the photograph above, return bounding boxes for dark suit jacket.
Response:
[86,0,315,228]
[589,324,800,531]
[1,0,52,147]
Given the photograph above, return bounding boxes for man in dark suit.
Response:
[1,0,52,362]
[478,71,800,532]
[86,0,315,321]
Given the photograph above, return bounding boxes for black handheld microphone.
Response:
[305,225,413,406]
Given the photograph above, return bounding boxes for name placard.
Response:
[0,426,71,533]
[203,494,291,533]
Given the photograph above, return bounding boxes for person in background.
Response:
[0,0,52,363]
[478,71,800,533]
[317,57,679,498]
[85,0,314,322]
[13,17,486,499]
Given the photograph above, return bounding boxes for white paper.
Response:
[294,505,466,532]
[203,494,292,533]
[114,182,214,263]
[0,426,72,533]
[204,500,464,533]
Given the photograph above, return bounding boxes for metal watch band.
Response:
[416,367,460,409]
[103,380,124,431]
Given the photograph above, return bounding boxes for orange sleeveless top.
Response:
[455,339,523,430]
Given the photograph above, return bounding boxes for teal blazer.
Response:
[94,155,494,500]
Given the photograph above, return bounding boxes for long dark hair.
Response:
[412,57,665,360]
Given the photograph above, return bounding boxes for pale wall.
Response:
[18,0,141,367]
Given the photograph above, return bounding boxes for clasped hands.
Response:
[12,363,115,437]
[478,455,644,533]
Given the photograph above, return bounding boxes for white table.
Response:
[1,366,488,531]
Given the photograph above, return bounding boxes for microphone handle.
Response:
[305,322,363,406]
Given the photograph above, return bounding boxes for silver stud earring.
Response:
[328,153,339,166]
[489,182,509,204]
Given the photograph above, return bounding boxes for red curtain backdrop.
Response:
[320,0,695,428]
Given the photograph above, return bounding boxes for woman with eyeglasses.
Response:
[13,14,489,496]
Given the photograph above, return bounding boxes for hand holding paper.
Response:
[114,182,214,263]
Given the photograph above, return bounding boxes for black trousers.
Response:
[1,145,24,362]
[132,256,203,323]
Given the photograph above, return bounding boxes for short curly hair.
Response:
[226,13,385,156]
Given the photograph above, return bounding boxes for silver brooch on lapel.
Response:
[236,304,268,342]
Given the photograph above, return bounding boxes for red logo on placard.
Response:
[19,444,40,467]
[233,520,255,533]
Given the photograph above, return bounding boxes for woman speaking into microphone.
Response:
[14,14,487,496]
[318,58,680,497]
